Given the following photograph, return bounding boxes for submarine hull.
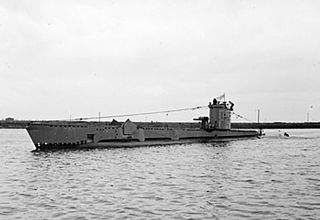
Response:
[27,121,258,150]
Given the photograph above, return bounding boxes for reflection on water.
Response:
[0,129,320,219]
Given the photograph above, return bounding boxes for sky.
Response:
[0,0,320,122]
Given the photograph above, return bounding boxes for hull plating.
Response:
[26,121,258,150]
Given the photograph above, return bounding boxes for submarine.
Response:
[26,98,259,150]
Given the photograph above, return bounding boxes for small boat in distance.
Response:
[284,132,290,137]
[26,98,259,150]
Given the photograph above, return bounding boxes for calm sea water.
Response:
[0,129,319,220]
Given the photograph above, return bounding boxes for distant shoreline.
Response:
[0,120,29,129]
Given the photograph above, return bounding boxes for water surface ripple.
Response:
[0,129,319,219]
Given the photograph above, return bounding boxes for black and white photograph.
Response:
[0,0,320,219]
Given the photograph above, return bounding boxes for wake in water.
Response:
[262,129,320,140]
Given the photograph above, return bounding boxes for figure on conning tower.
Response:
[213,98,218,105]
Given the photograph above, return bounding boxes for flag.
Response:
[216,93,225,100]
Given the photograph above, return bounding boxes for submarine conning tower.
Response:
[208,98,234,130]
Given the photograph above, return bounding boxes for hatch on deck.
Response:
[123,119,138,135]
[87,134,95,143]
